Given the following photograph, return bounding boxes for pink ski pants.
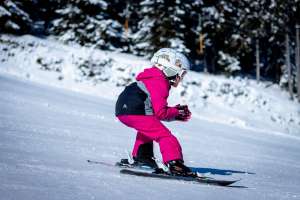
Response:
[118,115,183,163]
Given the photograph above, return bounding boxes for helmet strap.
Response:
[154,64,164,71]
[168,75,178,85]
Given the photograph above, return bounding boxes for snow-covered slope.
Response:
[1,73,300,200]
[1,34,299,135]
[1,34,300,198]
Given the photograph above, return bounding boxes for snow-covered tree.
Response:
[1,0,299,90]
[0,0,33,34]
[131,0,200,57]
[218,51,241,75]
[199,0,242,73]
[48,0,127,50]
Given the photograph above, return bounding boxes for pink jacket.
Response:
[136,66,179,120]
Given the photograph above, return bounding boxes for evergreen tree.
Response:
[131,0,200,57]
[0,0,299,89]
[0,0,57,35]
[0,0,33,34]
[199,0,240,73]
[48,0,127,50]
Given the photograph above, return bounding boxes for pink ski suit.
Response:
[117,66,183,163]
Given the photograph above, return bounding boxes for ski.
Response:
[87,159,242,186]
[87,159,117,167]
[87,159,154,171]
[120,169,240,187]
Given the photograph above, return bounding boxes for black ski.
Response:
[87,159,154,170]
[120,169,240,187]
[87,159,116,167]
[87,159,242,187]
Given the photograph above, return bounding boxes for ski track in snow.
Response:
[1,74,300,200]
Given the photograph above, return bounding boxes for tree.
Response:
[296,24,300,102]
[0,0,33,34]
[131,0,200,57]
[48,0,127,50]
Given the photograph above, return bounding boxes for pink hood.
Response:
[136,66,179,120]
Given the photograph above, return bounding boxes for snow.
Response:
[4,20,21,31]
[0,6,11,17]
[0,34,299,135]
[3,0,32,23]
[0,34,300,199]
[218,51,241,73]
[1,72,300,200]
[88,0,108,8]
[203,6,220,20]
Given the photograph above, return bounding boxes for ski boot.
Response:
[166,160,197,177]
[118,142,158,169]
[118,157,158,169]
[133,142,158,169]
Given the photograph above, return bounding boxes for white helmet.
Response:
[151,48,190,79]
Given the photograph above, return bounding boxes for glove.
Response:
[175,104,191,122]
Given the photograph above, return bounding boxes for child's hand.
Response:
[175,104,191,121]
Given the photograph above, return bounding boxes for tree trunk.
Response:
[296,24,300,102]
[256,38,260,84]
[285,33,293,100]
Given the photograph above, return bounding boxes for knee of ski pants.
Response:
[117,115,174,139]
[117,115,183,162]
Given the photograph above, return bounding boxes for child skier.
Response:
[115,48,193,176]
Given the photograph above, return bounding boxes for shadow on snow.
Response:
[190,167,255,176]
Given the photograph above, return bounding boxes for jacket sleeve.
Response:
[146,79,179,120]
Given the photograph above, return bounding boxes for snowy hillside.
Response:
[1,34,300,199]
[1,72,300,200]
[0,34,299,135]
